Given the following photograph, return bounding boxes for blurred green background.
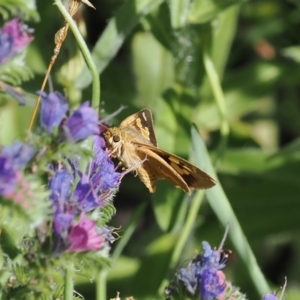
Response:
[1,0,300,299]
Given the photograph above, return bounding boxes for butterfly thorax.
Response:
[103,126,152,169]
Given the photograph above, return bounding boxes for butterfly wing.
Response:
[120,109,157,146]
[136,144,216,192]
[136,146,191,193]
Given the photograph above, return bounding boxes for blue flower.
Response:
[73,173,99,212]
[65,102,99,141]
[39,91,68,133]
[0,141,35,197]
[262,293,278,300]
[89,136,121,192]
[200,269,226,300]
[176,241,227,299]
[49,169,73,205]
[177,264,198,294]
[53,211,74,239]
[200,241,226,270]
[0,156,17,195]
[2,141,35,169]
[0,19,33,64]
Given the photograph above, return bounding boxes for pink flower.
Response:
[0,19,33,63]
[68,213,103,252]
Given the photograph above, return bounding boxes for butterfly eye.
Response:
[113,135,120,142]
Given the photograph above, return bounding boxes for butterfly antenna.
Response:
[278,277,288,300]
[218,224,229,252]
[99,105,127,124]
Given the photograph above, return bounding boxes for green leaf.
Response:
[191,125,270,296]
[0,0,39,20]
[131,31,174,110]
[169,0,191,29]
[188,0,243,24]
[76,0,165,89]
[218,148,300,236]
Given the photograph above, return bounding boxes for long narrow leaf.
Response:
[191,125,270,297]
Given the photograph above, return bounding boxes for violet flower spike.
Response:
[39,91,68,133]
[65,102,99,142]
[0,19,33,64]
[176,241,227,300]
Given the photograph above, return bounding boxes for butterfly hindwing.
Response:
[136,143,216,191]
[137,146,190,193]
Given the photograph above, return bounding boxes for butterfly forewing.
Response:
[120,109,157,146]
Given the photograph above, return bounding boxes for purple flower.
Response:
[200,241,227,270]
[65,102,99,141]
[262,293,278,300]
[68,213,103,252]
[73,173,98,211]
[176,241,227,299]
[200,269,226,300]
[89,136,121,192]
[53,211,73,238]
[49,169,73,205]
[48,132,122,253]
[39,91,68,133]
[49,169,74,237]
[177,264,198,294]
[0,19,33,64]
[0,141,35,197]
[0,156,17,195]
[2,141,35,169]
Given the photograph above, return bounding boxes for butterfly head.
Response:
[103,127,123,157]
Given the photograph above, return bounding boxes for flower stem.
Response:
[64,262,74,300]
[111,202,147,261]
[170,191,204,269]
[96,269,107,300]
[54,0,100,108]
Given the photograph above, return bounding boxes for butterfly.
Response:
[103,109,216,194]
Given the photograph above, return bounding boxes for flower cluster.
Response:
[0,90,122,256]
[166,241,247,300]
[0,18,33,64]
[49,137,122,253]
[39,91,99,141]
[41,92,122,253]
[178,242,226,299]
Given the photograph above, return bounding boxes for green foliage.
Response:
[2,0,300,299]
[0,0,39,21]
[0,55,34,85]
